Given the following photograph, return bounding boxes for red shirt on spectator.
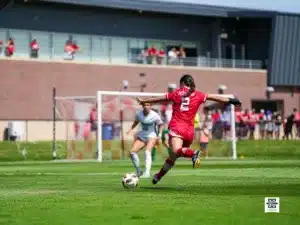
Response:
[6,39,15,56]
[158,49,165,57]
[248,112,257,127]
[147,46,157,56]
[64,43,73,53]
[212,111,221,124]
[72,43,79,52]
[235,111,241,123]
[30,39,39,50]
[258,112,264,120]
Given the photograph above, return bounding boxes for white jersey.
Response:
[136,110,163,142]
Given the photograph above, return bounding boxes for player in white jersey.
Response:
[127,102,163,178]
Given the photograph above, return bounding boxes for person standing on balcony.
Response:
[168,47,178,65]
[64,40,80,60]
[30,39,39,58]
[156,48,166,65]
[147,45,157,64]
[178,46,186,65]
[5,38,14,57]
[0,40,3,55]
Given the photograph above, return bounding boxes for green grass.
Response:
[0,159,300,225]
[0,140,300,162]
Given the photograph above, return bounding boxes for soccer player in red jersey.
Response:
[137,74,241,184]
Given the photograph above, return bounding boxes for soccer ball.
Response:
[122,173,139,189]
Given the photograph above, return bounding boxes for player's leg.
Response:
[129,137,145,177]
[200,142,208,159]
[162,130,172,156]
[152,136,182,184]
[141,137,157,178]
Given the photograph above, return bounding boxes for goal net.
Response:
[53,91,237,161]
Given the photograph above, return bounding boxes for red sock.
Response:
[177,148,195,158]
[157,158,175,178]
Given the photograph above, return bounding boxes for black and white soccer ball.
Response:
[122,173,139,189]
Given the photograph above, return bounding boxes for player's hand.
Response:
[126,130,132,135]
[229,98,241,106]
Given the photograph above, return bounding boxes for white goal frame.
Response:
[96,91,237,162]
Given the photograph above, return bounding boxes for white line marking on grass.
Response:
[1,167,299,178]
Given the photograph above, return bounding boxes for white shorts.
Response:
[137,132,157,143]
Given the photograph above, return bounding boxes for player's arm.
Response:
[127,115,140,134]
[207,94,241,106]
[137,96,168,104]
[156,115,164,139]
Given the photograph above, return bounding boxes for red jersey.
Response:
[166,87,207,141]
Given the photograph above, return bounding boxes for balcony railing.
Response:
[0,28,263,70]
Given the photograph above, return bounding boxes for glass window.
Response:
[93,36,110,64]
[110,37,128,64]
[9,29,30,58]
[128,39,146,63]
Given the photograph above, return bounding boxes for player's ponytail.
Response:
[180,74,195,97]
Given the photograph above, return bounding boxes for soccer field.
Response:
[0,159,300,225]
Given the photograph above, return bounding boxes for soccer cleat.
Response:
[192,150,201,168]
[152,174,160,185]
[136,169,143,177]
[140,173,151,179]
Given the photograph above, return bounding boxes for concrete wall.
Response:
[0,120,135,142]
[0,58,299,120]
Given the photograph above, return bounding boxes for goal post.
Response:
[96,91,237,162]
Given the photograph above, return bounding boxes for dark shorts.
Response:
[91,123,97,132]
[248,126,255,131]
[200,142,208,150]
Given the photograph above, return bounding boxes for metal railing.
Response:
[0,28,263,69]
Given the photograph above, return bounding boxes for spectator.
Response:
[264,110,274,139]
[178,46,186,65]
[5,38,15,57]
[239,109,249,139]
[283,113,294,140]
[30,39,39,58]
[293,108,300,138]
[168,47,178,65]
[199,123,210,159]
[274,112,282,140]
[235,107,244,139]
[220,105,231,140]
[258,109,265,139]
[156,48,166,65]
[64,40,79,60]
[248,109,257,140]
[0,40,3,55]
[137,47,148,64]
[146,45,157,64]
[212,109,222,139]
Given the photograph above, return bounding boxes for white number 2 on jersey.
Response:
[180,97,190,111]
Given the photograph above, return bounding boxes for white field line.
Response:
[0,158,297,164]
[0,168,299,178]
